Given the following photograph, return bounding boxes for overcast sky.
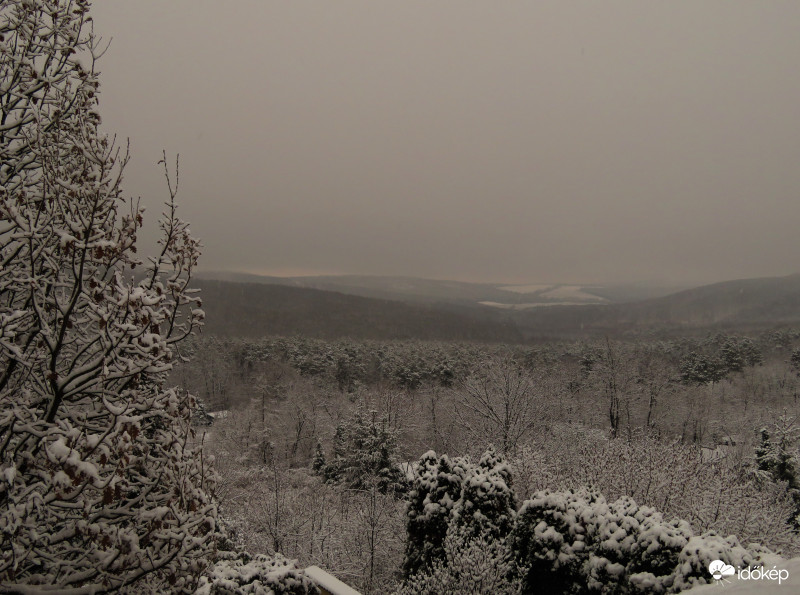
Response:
[90,1,800,286]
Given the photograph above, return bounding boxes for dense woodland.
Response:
[178,328,800,593]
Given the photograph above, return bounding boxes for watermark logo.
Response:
[709,560,735,583]
[708,559,790,586]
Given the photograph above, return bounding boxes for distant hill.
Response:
[627,273,800,326]
[194,279,523,342]
[515,274,800,337]
[192,273,800,341]
[196,271,684,308]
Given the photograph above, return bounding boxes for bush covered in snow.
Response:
[196,553,319,595]
[402,448,516,578]
[400,447,781,594]
[511,488,764,594]
[395,525,521,595]
[452,447,517,541]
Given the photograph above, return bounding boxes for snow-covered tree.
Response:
[719,336,763,374]
[456,357,542,455]
[402,451,470,578]
[791,347,800,376]
[679,351,726,385]
[755,414,800,529]
[451,446,516,542]
[394,525,521,595]
[756,414,800,490]
[323,409,404,493]
[193,396,214,427]
[402,448,516,580]
[0,1,215,591]
[310,441,326,475]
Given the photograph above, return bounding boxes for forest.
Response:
[177,329,800,592]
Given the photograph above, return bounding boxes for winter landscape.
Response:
[4,1,800,593]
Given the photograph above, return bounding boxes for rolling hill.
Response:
[192,273,800,341]
[196,271,683,307]
[515,274,800,336]
[194,279,523,342]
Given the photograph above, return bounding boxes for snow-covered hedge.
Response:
[196,553,319,595]
[403,448,516,578]
[511,488,767,594]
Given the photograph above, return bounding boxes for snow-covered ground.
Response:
[495,284,608,304]
[479,301,552,309]
[537,285,607,302]
[688,558,800,593]
[479,300,604,309]
[497,284,553,294]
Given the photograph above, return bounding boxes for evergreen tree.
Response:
[679,351,726,384]
[452,446,516,542]
[395,525,521,595]
[324,409,404,493]
[756,415,800,489]
[403,447,516,579]
[311,441,326,475]
[402,451,471,578]
[791,347,800,376]
[755,415,800,528]
[720,336,763,373]
[192,396,214,427]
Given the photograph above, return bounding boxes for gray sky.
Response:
[90,1,800,286]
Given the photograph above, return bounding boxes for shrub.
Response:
[395,525,521,595]
[403,451,471,577]
[196,553,319,595]
[402,448,516,578]
[511,488,762,594]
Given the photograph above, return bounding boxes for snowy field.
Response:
[496,284,609,303]
[480,300,606,309]
[497,284,554,293]
[538,285,608,302]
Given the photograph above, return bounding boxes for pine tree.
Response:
[791,348,800,376]
[756,415,800,489]
[720,336,763,373]
[311,441,326,475]
[324,409,403,492]
[403,447,516,579]
[192,396,214,427]
[395,525,521,595]
[452,446,516,542]
[403,451,471,578]
[755,414,800,528]
[679,351,726,384]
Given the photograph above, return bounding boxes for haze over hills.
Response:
[194,272,800,341]
[514,273,800,337]
[195,279,523,342]
[196,271,686,308]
